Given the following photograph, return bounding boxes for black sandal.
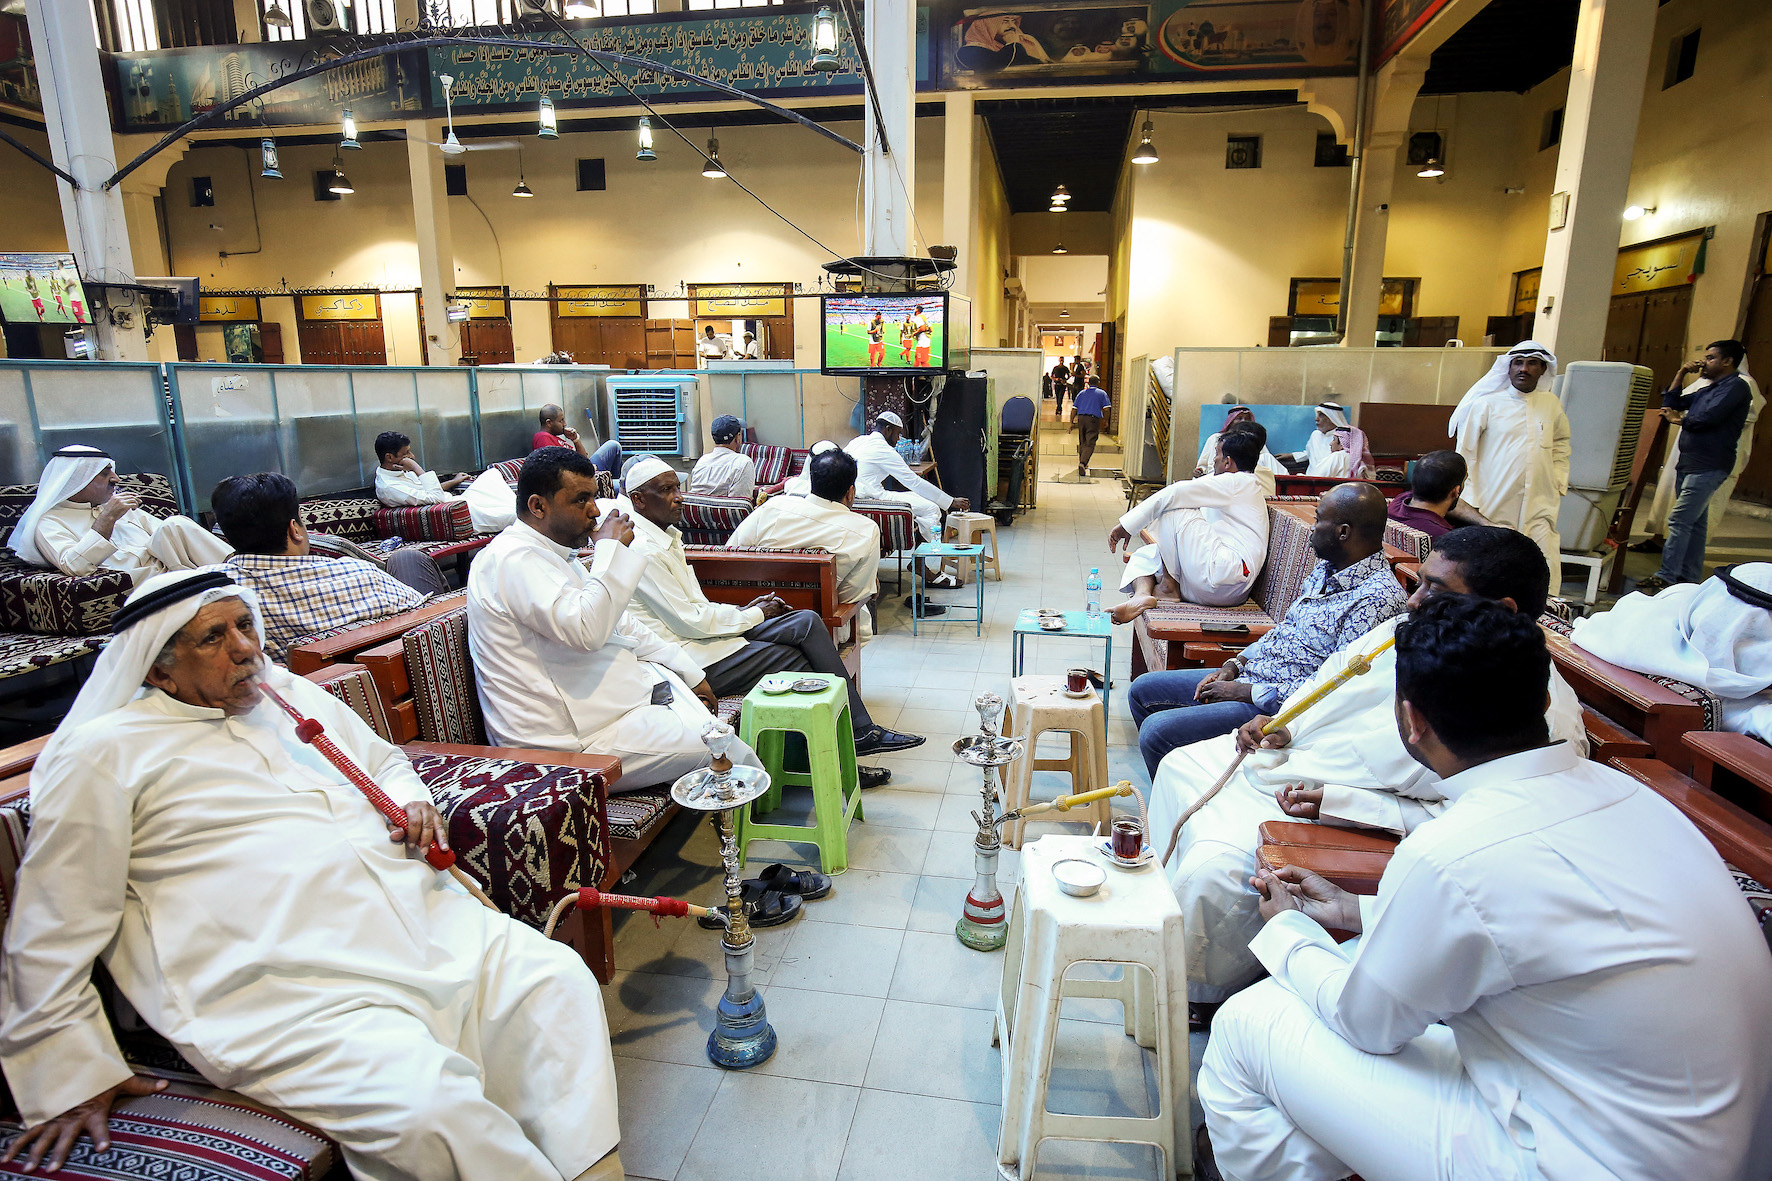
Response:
[696,883,804,929]
[754,862,833,901]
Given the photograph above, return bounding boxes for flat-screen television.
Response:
[821,293,949,375]
[137,276,200,325]
[0,252,91,326]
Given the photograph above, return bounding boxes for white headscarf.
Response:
[1447,340,1558,437]
[38,567,267,773]
[1571,562,1772,700]
[12,445,115,568]
[1315,401,1351,430]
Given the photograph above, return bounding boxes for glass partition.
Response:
[0,362,181,501]
[471,365,615,465]
[704,367,807,449]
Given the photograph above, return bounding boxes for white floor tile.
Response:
[772,921,906,998]
[675,1073,860,1181]
[862,999,1002,1104]
[836,1090,1001,1181]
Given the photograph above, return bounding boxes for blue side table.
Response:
[912,542,985,636]
[1010,609,1115,716]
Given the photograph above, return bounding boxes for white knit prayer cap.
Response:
[622,454,675,494]
[12,445,116,568]
[874,412,905,432]
[810,440,838,454]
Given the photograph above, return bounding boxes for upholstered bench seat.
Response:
[0,631,107,680]
[607,791,674,842]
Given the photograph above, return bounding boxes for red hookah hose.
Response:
[542,888,713,937]
[258,680,456,872]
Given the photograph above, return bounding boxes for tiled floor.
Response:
[601,449,1188,1181]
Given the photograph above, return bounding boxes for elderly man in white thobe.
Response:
[1197,594,1772,1181]
[728,447,880,644]
[1572,560,1772,741]
[468,448,760,789]
[685,415,757,500]
[1277,401,1354,476]
[0,567,622,1180]
[1450,340,1571,573]
[844,412,968,593]
[1151,527,1587,1016]
[13,445,231,583]
[1108,428,1270,625]
[1194,406,1279,478]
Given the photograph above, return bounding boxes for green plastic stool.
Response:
[735,673,864,874]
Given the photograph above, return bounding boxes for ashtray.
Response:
[790,678,829,694]
[1052,858,1107,897]
[1098,838,1154,870]
[1040,618,1067,632]
[757,675,798,694]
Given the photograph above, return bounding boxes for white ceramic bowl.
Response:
[1052,858,1107,897]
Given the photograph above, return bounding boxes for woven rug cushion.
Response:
[404,608,487,745]
[606,790,672,841]
[680,495,752,546]
[717,695,743,727]
[310,666,395,743]
[854,500,915,554]
[1141,601,1274,633]
[374,499,472,542]
[1384,517,1432,562]
[0,632,104,680]
[410,751,610,930]
[1729,866,1772,955]
[1253,505,1319,620]
[739,444,794,486]
[298,498,378,544]
[492,458,525,489]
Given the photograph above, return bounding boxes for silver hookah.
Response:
[952,693,1025,952]
[670,720,777,1069]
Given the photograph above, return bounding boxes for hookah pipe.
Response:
[997,781,1148,842]
[1161,635,1397,866]
[256,679,499,910]
[543,888,719,939]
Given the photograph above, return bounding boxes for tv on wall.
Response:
[0,252,91,326]
[821,293,949,375]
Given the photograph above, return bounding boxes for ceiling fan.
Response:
[412,74,519,154]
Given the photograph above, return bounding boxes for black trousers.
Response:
[703,609,874,733]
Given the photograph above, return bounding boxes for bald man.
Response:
[1127,483,1407,774]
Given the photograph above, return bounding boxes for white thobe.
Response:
[615,496,764,666]
[467,521,757,788]
[375,465,454,507]
[1315,448,1356,479]
[1116,470,1269,608]
[0,669,617,1181]
[33,501,232,584]
[1201,743,1772,1181]
[463,467,517,534]
[728,493,880,643]
[1456,389,1572,572]
[686,447,757,500]
[1148,615,1587,1001]
[1298,429,1337,476]
[845,430,951,543]
[1196,432,1278,476]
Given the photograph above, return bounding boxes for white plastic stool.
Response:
[994,834,1190,1180]
[999,676,1110,850]
[943,511,1002,583]
[1558,552,1604,606]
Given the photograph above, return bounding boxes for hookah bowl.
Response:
[951,693,1024,952]
[672,722,778,1069]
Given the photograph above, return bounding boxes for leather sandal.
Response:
[754,863,833,901]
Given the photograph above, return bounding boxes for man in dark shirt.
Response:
[1640,340,1753,592]
[1072,379,1111,479]
[1386,449,1491,541]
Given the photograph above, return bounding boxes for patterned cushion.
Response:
[309,665,395,743]
[717,695,744,727]
[738,444,797,487]
[1384,517,1432,562]
[410,751,610,930]
[854,499,916,556]
[1731,866,1772,955]
[0,475,182,636]
[491,461,615,503]
[680,495,752,547]
[1251,505,1319,620]
[606,791,673,841]
[403,608,486,746]
[373,500,472,542]
[0,631,105,680]
[297,498,378,544]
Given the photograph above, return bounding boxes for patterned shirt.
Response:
[1237,550,1408,713]
[227,552,425,661]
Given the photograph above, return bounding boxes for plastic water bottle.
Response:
[1085,568,1102,620]
[380,535,404,554]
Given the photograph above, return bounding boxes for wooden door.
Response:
[1637,286,1694,392]
[547,316,644,367]
[1603,294,1646,366]
[1734,274,1772,504]
[1404,316,1460,347]
[298,296,386,366]
[259,322,284,364]
[173,324,198,361]
[459,320,515,366]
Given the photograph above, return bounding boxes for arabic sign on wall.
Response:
[456,286,510,320]
[300,293,382,321]
[200,295,262,322]
[1512,269,1540,317]
[1614,233,1704,295]
[555,285,647,318]
[430,6,928,111]
[692,283,790,318]
[1375,0,1451,64]
[113,42,423,130]
[937,0,1360,90]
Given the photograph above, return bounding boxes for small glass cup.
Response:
[1066,668,1090,694]
[1111,817,1144,860]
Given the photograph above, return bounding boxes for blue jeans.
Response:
[1129,669,1262,779]
[1655,467,1728,583]
[590,440,623,475]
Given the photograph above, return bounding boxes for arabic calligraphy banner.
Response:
[300,293,382,321]
[456,286,510,320]
[555,285,647,318]
[1289,276,1412,318]
[1512,269,1540,317]
[1614,233,1704,295]
[200,296,261,322]
[692,283,790,318]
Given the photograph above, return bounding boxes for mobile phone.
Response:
[1201,622,1251,636]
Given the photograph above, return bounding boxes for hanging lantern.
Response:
[328,150,353,195]
[810,6,840,72]
[538,95,559,140]
[1130,119,1158,165]
[701,137,726,179]
[636,117,656,162]
[340,107,360,150]
[260,137,283,179]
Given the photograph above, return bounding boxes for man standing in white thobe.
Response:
[1150,527,1586,1015]
[468,448,760,789]
[14,445,232,584]
[1197,594,1772,1181]
[728,447,881,644]
[0,567,622,1180]
[1109,428,1269,624]
[1450,340,1570,573]
[685,415,757,500]
[845,412,969,597]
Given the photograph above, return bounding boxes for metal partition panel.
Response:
[704,367,807,448]
[168,365,285,510]
[473,365,615,465]
[414,370,478,474]
[0,362,180,501]
[272,368,362,496]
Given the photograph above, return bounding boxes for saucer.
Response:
[1097,838,1153,870]
[1040,619,1067,631]
[1062,686,1093,699]
[758,675,799,694]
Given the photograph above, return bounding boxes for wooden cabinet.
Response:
[645,318,696,369]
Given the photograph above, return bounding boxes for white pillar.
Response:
[1535,0,1658,363]
[407,120,461,366]
[863,0,916,257]
[26,0,147,360]
[941,92,975,299]
[1341,61,1424,349]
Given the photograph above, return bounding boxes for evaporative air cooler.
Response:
[604,375,704,460]
[1555,360,1656,552]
